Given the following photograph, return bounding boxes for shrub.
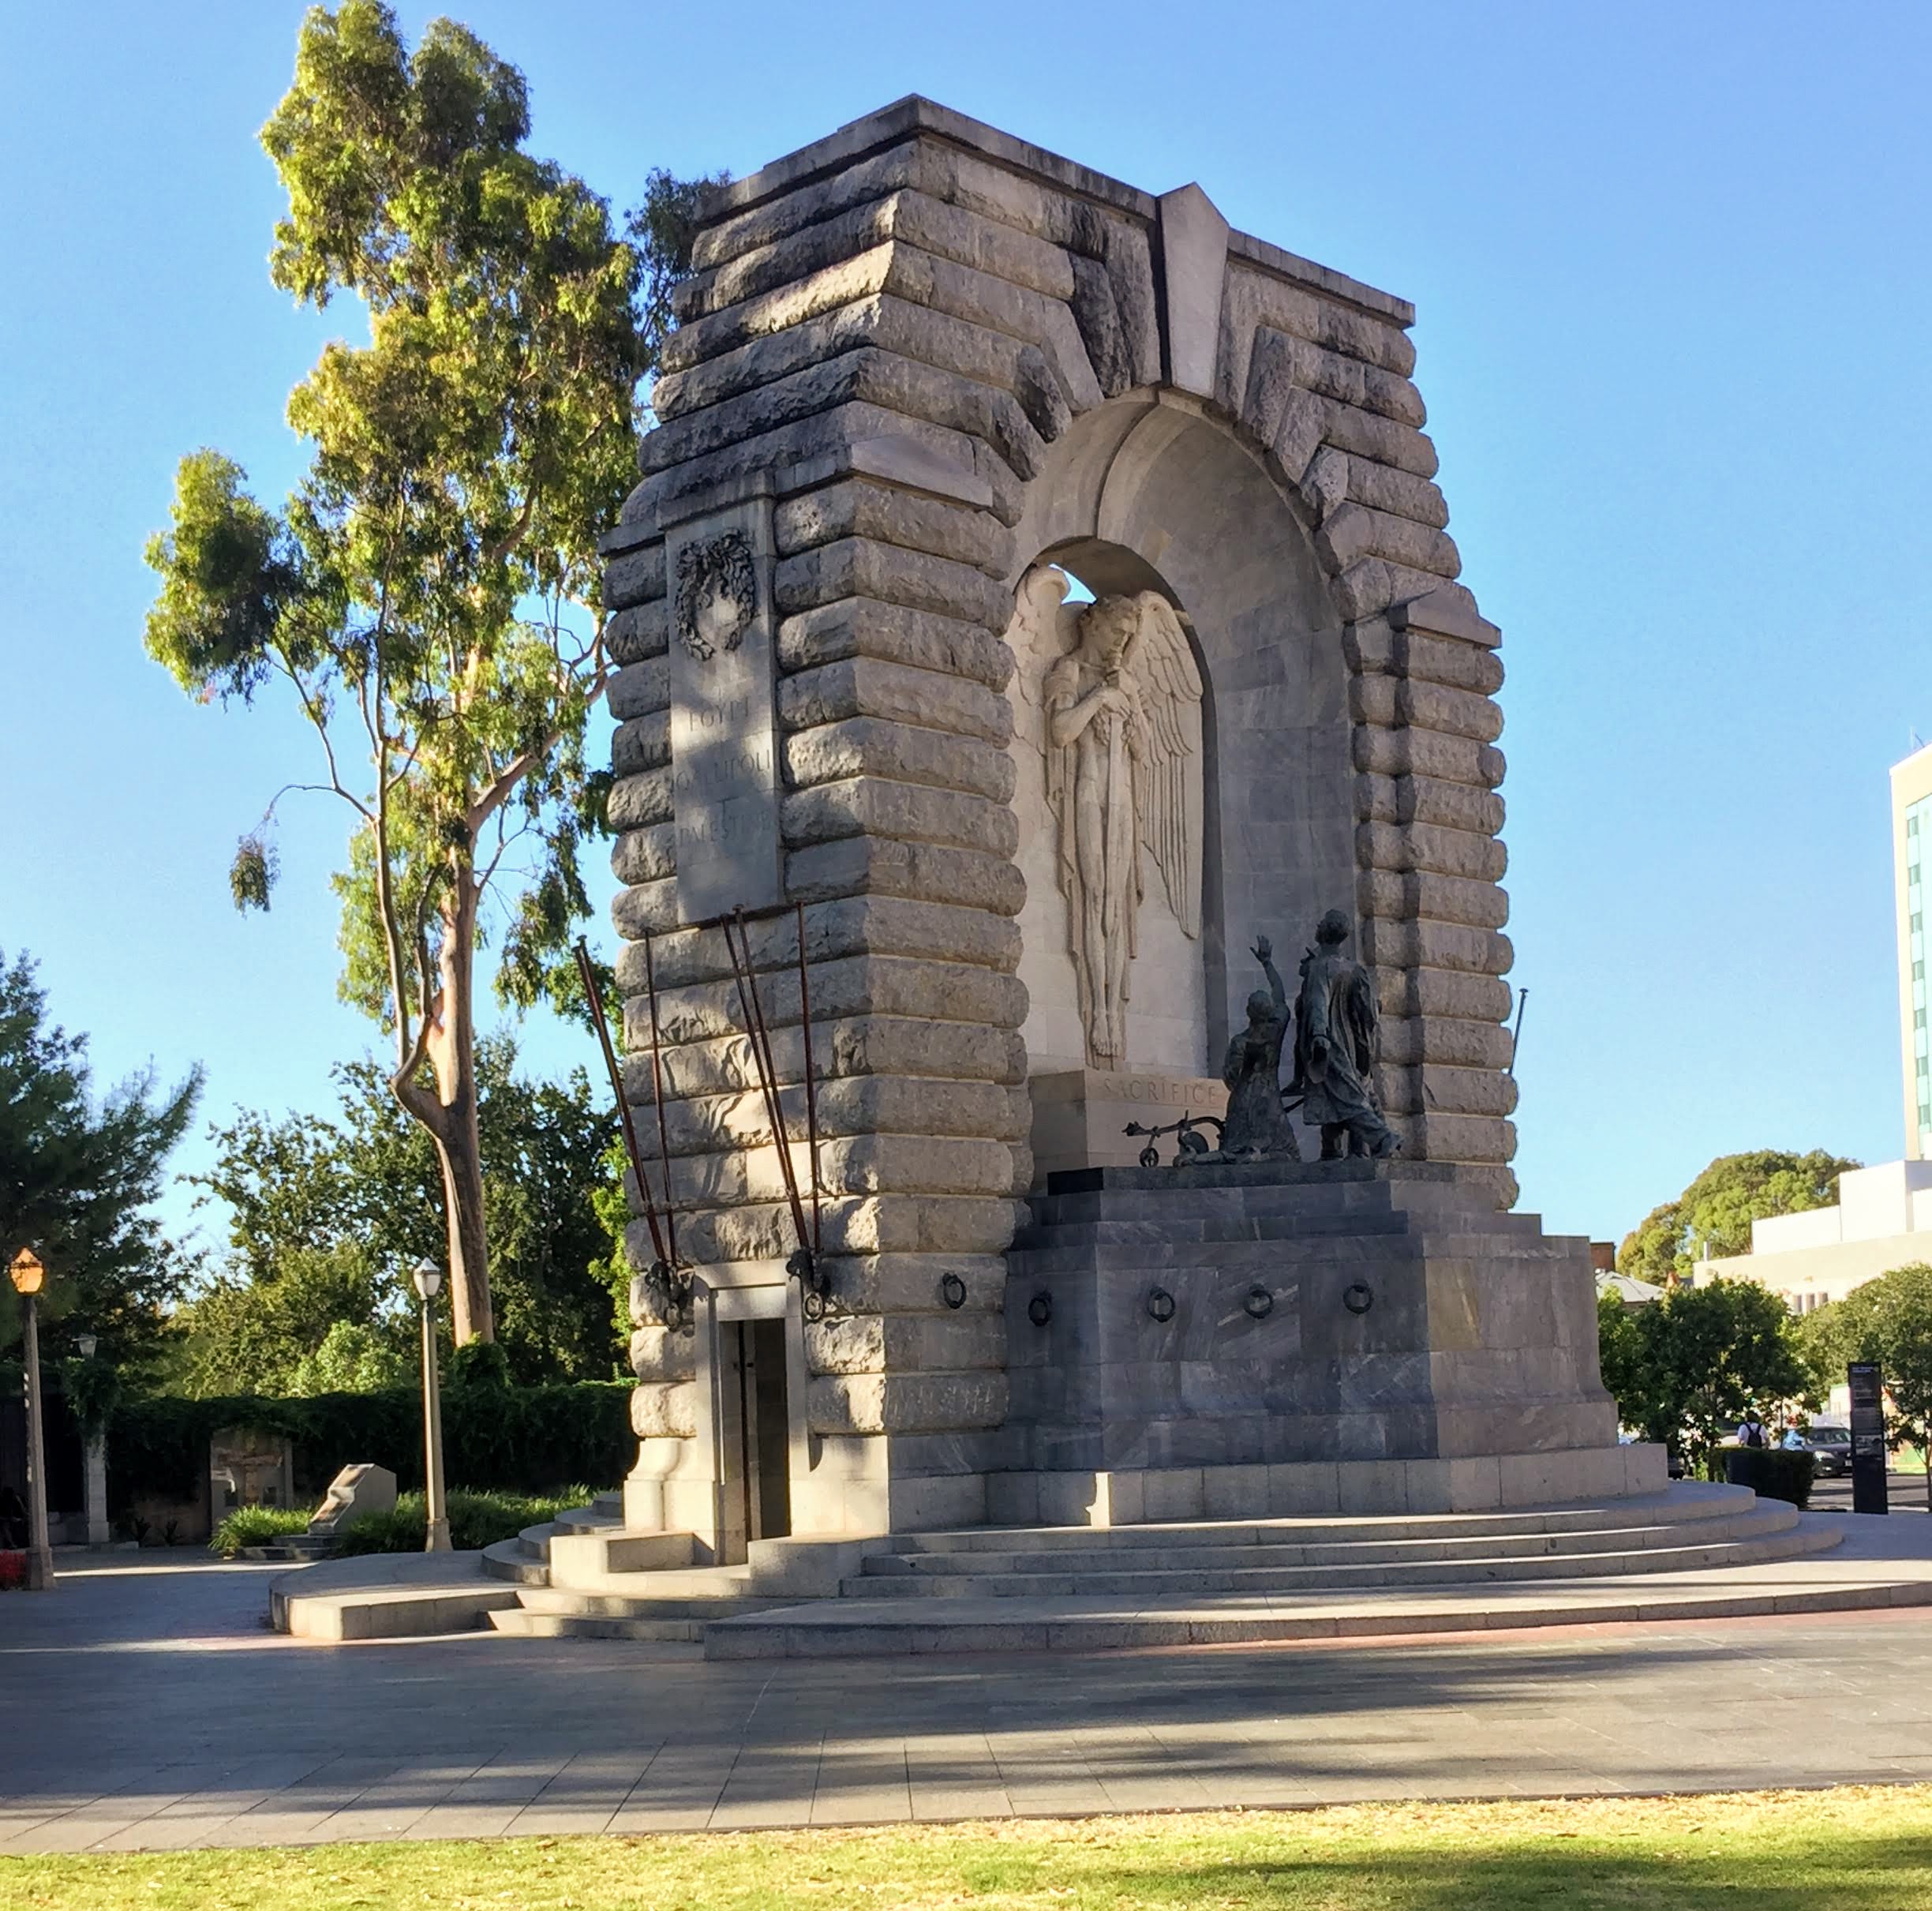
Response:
[107,1381,631,1511]
[208,1504,314,1558]
[446,1340,511,1390]
[1723,1446,1817,1508]
[332,1486,592,1556]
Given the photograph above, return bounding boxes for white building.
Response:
[1689,745,1932,1313]
[1693,1160,1932,1311]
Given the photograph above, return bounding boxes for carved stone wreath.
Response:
[674,532,757,661]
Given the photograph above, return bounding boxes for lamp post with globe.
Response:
[75,1332,110,1548]
[413,1259,451,1552]
[8,1248,56,1591]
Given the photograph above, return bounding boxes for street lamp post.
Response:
[9,1249,56,1591]
[412,1260,451,1553]
[76,1332,109,1549]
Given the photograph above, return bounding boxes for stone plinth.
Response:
[995,1160,1660,1523]
[1027,1068,1229,1188]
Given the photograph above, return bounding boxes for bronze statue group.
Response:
[1213,910,1400,1164]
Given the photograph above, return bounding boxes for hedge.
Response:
[107,1381,632,1512]
[1722,1445,1817,1508]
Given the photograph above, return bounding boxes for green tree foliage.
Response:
[1801,1264,1932,1509]
[0,950,200,1381]
[1595,1278,1814,1468]
[179,1041,621,1395]
[1618,1150,1858,1283]
[141,2,710,1346]
[289,1319,408,1396]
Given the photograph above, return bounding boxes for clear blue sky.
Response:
[2,0,1927,1252]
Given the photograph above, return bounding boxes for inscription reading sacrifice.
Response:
[667,519,782,921]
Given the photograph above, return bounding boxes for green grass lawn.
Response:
[7,1788,1932,1910]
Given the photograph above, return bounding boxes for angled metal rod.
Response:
[722,909,811,1256]
[640,931,680,1267]
[795,900,822,1253]
[575,938,668,1270]
[1506,985,1529,1082]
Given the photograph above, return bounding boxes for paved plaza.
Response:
[9,1546,1932,1854]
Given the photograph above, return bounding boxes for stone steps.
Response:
[702,1564,1927,1662]
[882,1489,1751,1556]
[481,1522,556,1586]
[862,1507,1796,1579]
[838,1524,1840,1600]
[487,1609,705,1647]
[508,1581,791,1621]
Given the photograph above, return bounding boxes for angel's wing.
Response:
[1006,564,1080,715]
[1125,590,1204,939]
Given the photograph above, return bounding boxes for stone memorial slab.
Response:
[309,1463,399,1536]
[1029,1068,1230,1185]
[665,494,781,922]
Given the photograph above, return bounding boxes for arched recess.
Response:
[1002,391,1355,1080]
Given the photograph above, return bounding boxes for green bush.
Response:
[446,1340,511,1390]
[1722,1446,1817,1507]
[332,1486,593,1556]
[208,1504,313,1558]
[107,1381,631,1511]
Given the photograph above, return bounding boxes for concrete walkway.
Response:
[8,1545,1932,1852]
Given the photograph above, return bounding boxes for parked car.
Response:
[1803,1427,1853,1477]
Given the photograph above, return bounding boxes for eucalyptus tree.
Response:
[144,3,706,1340]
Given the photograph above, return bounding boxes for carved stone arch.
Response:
[1002,392,1354,1087]
[601,98,1526,1545]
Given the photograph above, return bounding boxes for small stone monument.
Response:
[308,1464,398,1538]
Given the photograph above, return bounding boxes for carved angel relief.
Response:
[674,532,756,661]
[1013,565,1204,1069]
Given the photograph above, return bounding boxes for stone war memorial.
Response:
[599,96,1664,1565]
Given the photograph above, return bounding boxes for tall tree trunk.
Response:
[433,1114,492,1345]
[391,863,496,1345]
[428,873,493,1344]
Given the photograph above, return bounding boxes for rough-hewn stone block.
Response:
[622,953,1028,1047]
[1356,819,1507,882]
[1354,772,1507,837]
[611,822,677,885]
[608,658,671,721]
[782,775,1019,857]
[779,599,1013,691]
[629,1381,697,1439]
[1354,727,1505,789]
[774,475,1011,579]
[776,536,1012,630]
[1358,868,1510,933]
[787,834,1026,915]
[785,715,1017,804]
[781,655,1013,746]
[605,545,666,611]
[1380,968,1515,1025]
[607,768,673,830]
[611,712,670,775]
[1362,918,1512,976]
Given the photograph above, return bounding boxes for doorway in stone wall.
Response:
[715,1316,791,1560]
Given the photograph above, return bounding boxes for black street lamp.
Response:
[412,1259,451,1553]
[8,1249,55,1591]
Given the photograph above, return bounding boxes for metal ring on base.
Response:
[939,1272,967,1310]
[1147,1286,1176,1323]
[1343,1282,1374,1315]
[1028,1291,1053,1328]
[1243,1285,1274,1320]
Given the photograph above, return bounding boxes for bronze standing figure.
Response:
[1290,909,1400,1160]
